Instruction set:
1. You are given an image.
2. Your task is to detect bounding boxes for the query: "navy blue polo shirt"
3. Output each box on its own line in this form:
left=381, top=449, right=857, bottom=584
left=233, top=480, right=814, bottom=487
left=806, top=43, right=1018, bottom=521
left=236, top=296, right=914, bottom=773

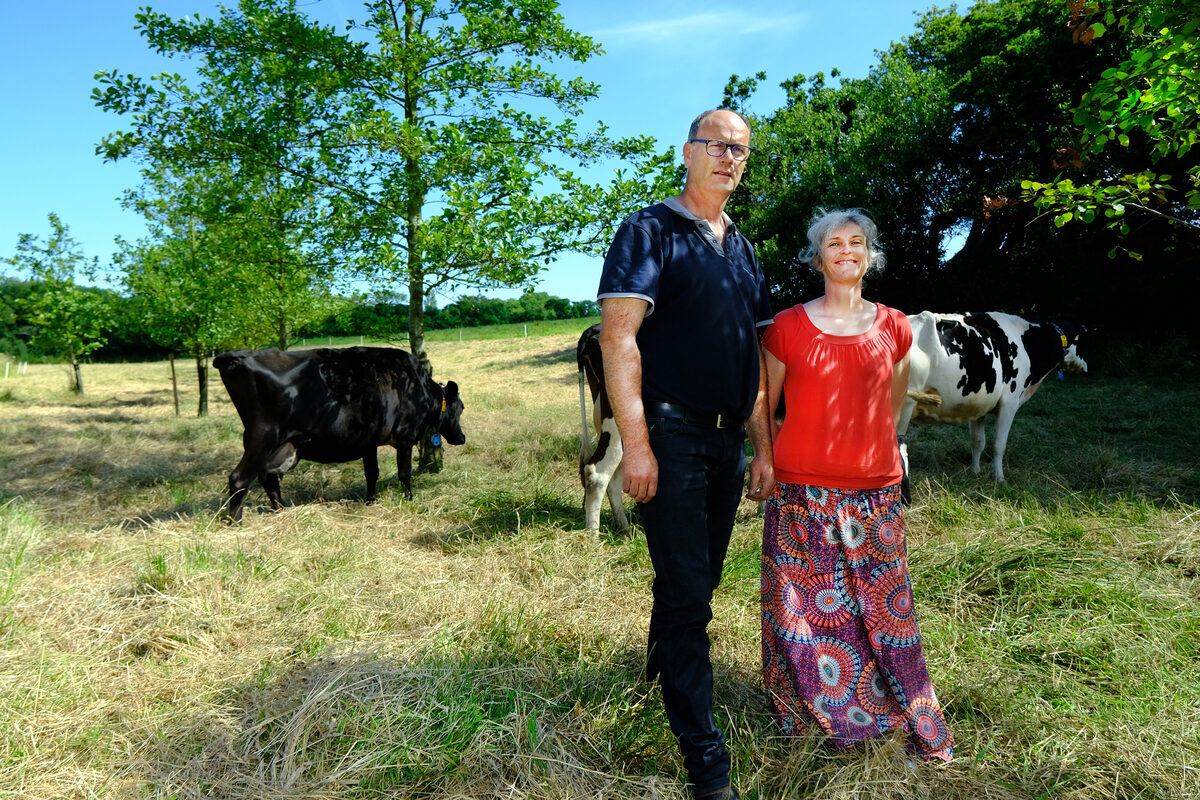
left=597, top=199, right=773, bottom=420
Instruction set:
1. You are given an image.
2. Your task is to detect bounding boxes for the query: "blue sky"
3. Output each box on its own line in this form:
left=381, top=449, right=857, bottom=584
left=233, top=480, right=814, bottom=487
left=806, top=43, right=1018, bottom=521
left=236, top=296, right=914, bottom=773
left=1, top=0, right=939, bottom=303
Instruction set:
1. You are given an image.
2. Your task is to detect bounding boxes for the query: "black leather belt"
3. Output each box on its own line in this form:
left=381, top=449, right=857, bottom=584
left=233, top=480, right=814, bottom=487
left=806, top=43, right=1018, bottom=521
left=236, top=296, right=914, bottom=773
left=643, top=400, right=737, bottom=430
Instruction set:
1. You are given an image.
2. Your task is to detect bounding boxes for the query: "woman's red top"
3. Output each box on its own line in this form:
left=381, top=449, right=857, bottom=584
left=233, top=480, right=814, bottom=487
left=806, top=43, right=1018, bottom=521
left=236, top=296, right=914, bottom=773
left=763, top=303, right=912, bottom=489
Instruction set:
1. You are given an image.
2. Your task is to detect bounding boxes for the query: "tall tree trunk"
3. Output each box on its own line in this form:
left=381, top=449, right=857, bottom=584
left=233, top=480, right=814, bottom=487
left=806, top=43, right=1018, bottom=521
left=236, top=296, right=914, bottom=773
left=410, top=216, right=441, bottom=474
left=196, top=353, right=209, bottom=417
left=402, top=0, right=441, bottom=476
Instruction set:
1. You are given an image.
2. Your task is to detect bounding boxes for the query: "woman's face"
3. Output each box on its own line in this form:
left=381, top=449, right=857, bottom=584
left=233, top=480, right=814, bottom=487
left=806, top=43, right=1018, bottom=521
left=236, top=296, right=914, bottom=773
left=818, top=222, right=869, bottom=284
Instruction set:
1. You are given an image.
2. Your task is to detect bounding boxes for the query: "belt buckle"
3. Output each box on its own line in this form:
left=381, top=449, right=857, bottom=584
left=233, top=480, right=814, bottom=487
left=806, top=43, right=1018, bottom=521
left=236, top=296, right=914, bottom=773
left=716, top=412, right=728, bottom=429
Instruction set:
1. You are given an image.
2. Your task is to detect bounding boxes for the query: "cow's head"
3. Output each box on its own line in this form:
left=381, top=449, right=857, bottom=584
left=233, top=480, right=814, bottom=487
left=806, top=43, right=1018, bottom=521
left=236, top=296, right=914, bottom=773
left=438, top=381, right=466, bottom=445
left=1054, top=321, right=1089, bottom=375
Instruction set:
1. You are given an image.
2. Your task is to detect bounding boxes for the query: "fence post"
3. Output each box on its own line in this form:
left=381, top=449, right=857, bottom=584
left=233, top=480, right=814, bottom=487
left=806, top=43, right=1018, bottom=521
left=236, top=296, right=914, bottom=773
left=169, top=353, right=181, bottom=417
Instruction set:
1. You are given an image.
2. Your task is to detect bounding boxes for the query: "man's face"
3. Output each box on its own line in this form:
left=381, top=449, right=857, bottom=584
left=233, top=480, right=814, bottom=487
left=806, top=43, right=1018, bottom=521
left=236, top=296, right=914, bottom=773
left=683, top=111, right=752, bottom=196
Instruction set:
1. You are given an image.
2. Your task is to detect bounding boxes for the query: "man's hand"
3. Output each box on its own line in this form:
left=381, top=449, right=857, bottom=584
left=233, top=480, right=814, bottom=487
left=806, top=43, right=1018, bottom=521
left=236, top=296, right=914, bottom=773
left=622, top=441, right=659, bottom=503
left=745, top=453, right=775, bottom=501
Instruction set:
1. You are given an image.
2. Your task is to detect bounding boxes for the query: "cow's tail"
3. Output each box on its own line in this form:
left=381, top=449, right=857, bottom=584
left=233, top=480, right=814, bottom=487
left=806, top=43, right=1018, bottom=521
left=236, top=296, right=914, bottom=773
left=907, top=388, right=943, bottom=408
left=578, top=367, right=590, bottom=457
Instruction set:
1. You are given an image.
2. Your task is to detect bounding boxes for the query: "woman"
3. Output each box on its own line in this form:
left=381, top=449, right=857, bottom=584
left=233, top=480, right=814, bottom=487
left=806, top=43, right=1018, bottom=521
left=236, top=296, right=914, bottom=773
left=760, top=208, right=953, bottom=761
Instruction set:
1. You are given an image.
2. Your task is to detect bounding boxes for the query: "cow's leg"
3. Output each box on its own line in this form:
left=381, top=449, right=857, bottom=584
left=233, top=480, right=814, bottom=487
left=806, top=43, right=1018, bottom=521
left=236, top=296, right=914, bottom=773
left=363, top=449, right=381, bottom=502
left=258, top=443, right=298, bottom=510
left=583, top=419, right=626, bottom=533
left=581, top=457, right=607, bottom=532
left=580, top=437, right=601, bottom=531
left=396, top=442, right=415, bottom=500
left=226, top=454, right=257, bottom=522
left=990, top=403, right=1021, bottom=483
left=606, top=461, right=630, bottom=534
left=968, top=419, right=987, bottom=475
left=258, top=472, right=284, bottom=510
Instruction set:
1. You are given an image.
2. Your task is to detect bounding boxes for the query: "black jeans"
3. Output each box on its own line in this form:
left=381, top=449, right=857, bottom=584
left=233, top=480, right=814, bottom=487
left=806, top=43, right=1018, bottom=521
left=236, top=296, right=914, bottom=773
left=639, top=412, right=747, bottom=795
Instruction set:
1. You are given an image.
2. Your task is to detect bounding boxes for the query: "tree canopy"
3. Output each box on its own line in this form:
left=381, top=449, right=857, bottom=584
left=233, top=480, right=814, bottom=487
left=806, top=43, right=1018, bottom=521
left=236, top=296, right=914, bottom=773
left=731, top=0, right=1198, bottom=335
left=1025, top=0, right=1200, bottom=246
left=94, top=0, right=674, bottom=370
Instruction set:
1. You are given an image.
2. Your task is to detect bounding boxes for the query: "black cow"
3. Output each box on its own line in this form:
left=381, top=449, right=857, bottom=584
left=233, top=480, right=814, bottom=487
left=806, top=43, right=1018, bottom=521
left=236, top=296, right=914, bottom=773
left=214, top=346, right=465, bottom=521
left=577, top=324, right=630, bottom=533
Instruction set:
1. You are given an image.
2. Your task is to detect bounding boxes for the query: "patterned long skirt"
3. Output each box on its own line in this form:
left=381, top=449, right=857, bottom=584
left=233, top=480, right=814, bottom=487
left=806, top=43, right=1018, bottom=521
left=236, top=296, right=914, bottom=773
left=761, top=482, right=954, bottom=761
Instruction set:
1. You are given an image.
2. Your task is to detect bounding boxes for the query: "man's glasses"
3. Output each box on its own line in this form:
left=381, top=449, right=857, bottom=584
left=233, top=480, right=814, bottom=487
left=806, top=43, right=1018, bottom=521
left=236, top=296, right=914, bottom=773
left=689, top=138, right=754, bottom=162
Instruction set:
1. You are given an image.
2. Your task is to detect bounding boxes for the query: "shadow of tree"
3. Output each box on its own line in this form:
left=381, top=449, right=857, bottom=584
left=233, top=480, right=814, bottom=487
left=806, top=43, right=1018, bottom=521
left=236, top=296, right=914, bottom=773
left=128, top=642, right=706, bottom=798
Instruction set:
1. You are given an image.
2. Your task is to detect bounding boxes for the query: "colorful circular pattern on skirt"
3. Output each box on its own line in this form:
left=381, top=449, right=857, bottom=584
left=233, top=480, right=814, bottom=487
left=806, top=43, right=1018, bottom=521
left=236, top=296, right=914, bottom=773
left=766, top=561, right=816, bottom=645
left=811, top=636, right=861, bottom=705
left=845, top=705, right=876, bottom=728
left=812, top=693, right=832, bottom=720
left=854, top=661, right=894, bottom=715
left=865, top=509, right=904, bottom=562
left=801, top=571, right=854, bottom=629
left=907, top=696, right=953, bottom=752
left=862, top=560, right=920, bottom=647
left=839, top=514, right=868, bottom=552
left=775, top=503, right=811, bottom=557
left=805, top=485, right=834, bottom=513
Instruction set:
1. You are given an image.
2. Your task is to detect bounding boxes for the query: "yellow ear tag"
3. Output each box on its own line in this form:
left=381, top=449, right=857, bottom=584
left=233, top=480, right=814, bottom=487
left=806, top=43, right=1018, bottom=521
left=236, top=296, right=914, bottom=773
left=441, top=398, right=447, bottom=413
left=1060, top=334, right=1069, bottom=348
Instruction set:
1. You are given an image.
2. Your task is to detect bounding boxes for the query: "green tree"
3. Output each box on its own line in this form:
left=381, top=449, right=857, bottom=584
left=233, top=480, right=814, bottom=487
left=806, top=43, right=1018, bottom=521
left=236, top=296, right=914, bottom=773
left=728, top=54, right=954, bottom=309
left=734, top=0, right=1178, bottom=324
left=1025, top=0, right=1200, bottom=242
left=119, top=159, right=337, bottom=414
left=94, top=0, right=674, bottom=375
left=4, top=214, right=111, bottom=394
left=120, top=230, right=243, bottom=416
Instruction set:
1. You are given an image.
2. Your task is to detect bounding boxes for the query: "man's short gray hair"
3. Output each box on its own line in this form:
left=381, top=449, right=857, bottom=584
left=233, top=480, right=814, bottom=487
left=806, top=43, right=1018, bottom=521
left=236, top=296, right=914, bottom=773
left=801, top=208, right=886, bottom=274
left=687, top=109, right=751, bottom=141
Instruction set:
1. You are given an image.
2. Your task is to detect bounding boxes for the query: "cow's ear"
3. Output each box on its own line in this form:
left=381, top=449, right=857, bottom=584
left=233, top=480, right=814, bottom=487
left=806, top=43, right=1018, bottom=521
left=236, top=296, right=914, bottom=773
left=444, top=381, right=459, bottom=401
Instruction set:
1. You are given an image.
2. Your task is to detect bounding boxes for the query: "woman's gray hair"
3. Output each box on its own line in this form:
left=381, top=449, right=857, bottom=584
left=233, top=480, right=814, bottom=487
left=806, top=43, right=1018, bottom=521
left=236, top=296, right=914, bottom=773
left=801, top=207, right=886, bottom=274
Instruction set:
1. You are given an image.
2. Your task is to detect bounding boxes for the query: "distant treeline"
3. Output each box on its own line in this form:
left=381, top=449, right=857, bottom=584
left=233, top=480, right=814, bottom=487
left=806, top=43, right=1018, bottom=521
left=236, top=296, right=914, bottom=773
left=0, top=278, right=598, bottom=361
left=298, top=292, right=600, bottom=340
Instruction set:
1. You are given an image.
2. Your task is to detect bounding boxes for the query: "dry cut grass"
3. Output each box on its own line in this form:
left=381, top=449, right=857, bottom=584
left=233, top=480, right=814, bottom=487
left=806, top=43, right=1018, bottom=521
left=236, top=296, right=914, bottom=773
left=0, top=334, right=1197, bottom=799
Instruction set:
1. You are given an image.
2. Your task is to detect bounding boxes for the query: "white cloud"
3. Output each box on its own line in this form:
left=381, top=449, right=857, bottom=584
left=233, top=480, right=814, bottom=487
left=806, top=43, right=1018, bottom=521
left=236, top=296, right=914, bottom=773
left=591, top=12, right=809, bottom=47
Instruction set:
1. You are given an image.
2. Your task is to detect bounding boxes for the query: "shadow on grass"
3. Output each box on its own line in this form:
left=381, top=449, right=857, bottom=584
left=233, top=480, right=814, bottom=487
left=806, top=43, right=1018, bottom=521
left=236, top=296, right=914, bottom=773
left=430, top=490, right=591, bottom=544
left=123, top=631, right=1147, bottom=799
left=478, top=343, right=577, bottom=376
left=902, top=373, right=1200, bottom=507
left=130, top=639, right=703, bottom=797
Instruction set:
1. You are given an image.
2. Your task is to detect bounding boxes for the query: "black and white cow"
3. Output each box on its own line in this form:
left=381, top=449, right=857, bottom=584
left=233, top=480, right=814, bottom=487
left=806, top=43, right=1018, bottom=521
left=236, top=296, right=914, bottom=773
left=577, top=324, right=631, bottom=534
left=214, top=346, right=465, bottom=521
left=897, top=311, right=1087, bottom=495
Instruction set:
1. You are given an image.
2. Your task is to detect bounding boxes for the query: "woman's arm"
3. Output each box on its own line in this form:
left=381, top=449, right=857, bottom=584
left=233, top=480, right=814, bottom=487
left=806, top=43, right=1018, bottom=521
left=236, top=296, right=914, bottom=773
left=891, top=351, right=911, bottom=427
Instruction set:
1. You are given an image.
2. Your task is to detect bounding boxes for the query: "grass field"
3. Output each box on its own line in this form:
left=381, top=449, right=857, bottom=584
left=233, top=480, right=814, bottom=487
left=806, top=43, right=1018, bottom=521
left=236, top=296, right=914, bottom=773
left=0, top=328, right=1197, bottom=799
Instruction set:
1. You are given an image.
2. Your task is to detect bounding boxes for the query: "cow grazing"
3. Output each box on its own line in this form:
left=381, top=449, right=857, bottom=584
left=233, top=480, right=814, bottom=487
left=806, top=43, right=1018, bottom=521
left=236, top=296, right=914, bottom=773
left=577, top=324, right=630, bottom=534
left=897, top=311, right=1087, bottom=495
left=214, top=346, right=465, bottom=521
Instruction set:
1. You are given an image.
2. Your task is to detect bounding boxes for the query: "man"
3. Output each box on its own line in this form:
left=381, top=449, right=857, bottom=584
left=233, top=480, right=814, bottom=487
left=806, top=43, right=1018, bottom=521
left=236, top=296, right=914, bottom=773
left=597, top=109, right=775, bottom=800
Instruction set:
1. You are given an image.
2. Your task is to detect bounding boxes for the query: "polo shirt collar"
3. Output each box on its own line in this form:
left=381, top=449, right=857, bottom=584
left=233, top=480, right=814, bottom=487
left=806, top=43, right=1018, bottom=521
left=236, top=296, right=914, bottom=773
left=663, top=196, right=736, bottom=255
